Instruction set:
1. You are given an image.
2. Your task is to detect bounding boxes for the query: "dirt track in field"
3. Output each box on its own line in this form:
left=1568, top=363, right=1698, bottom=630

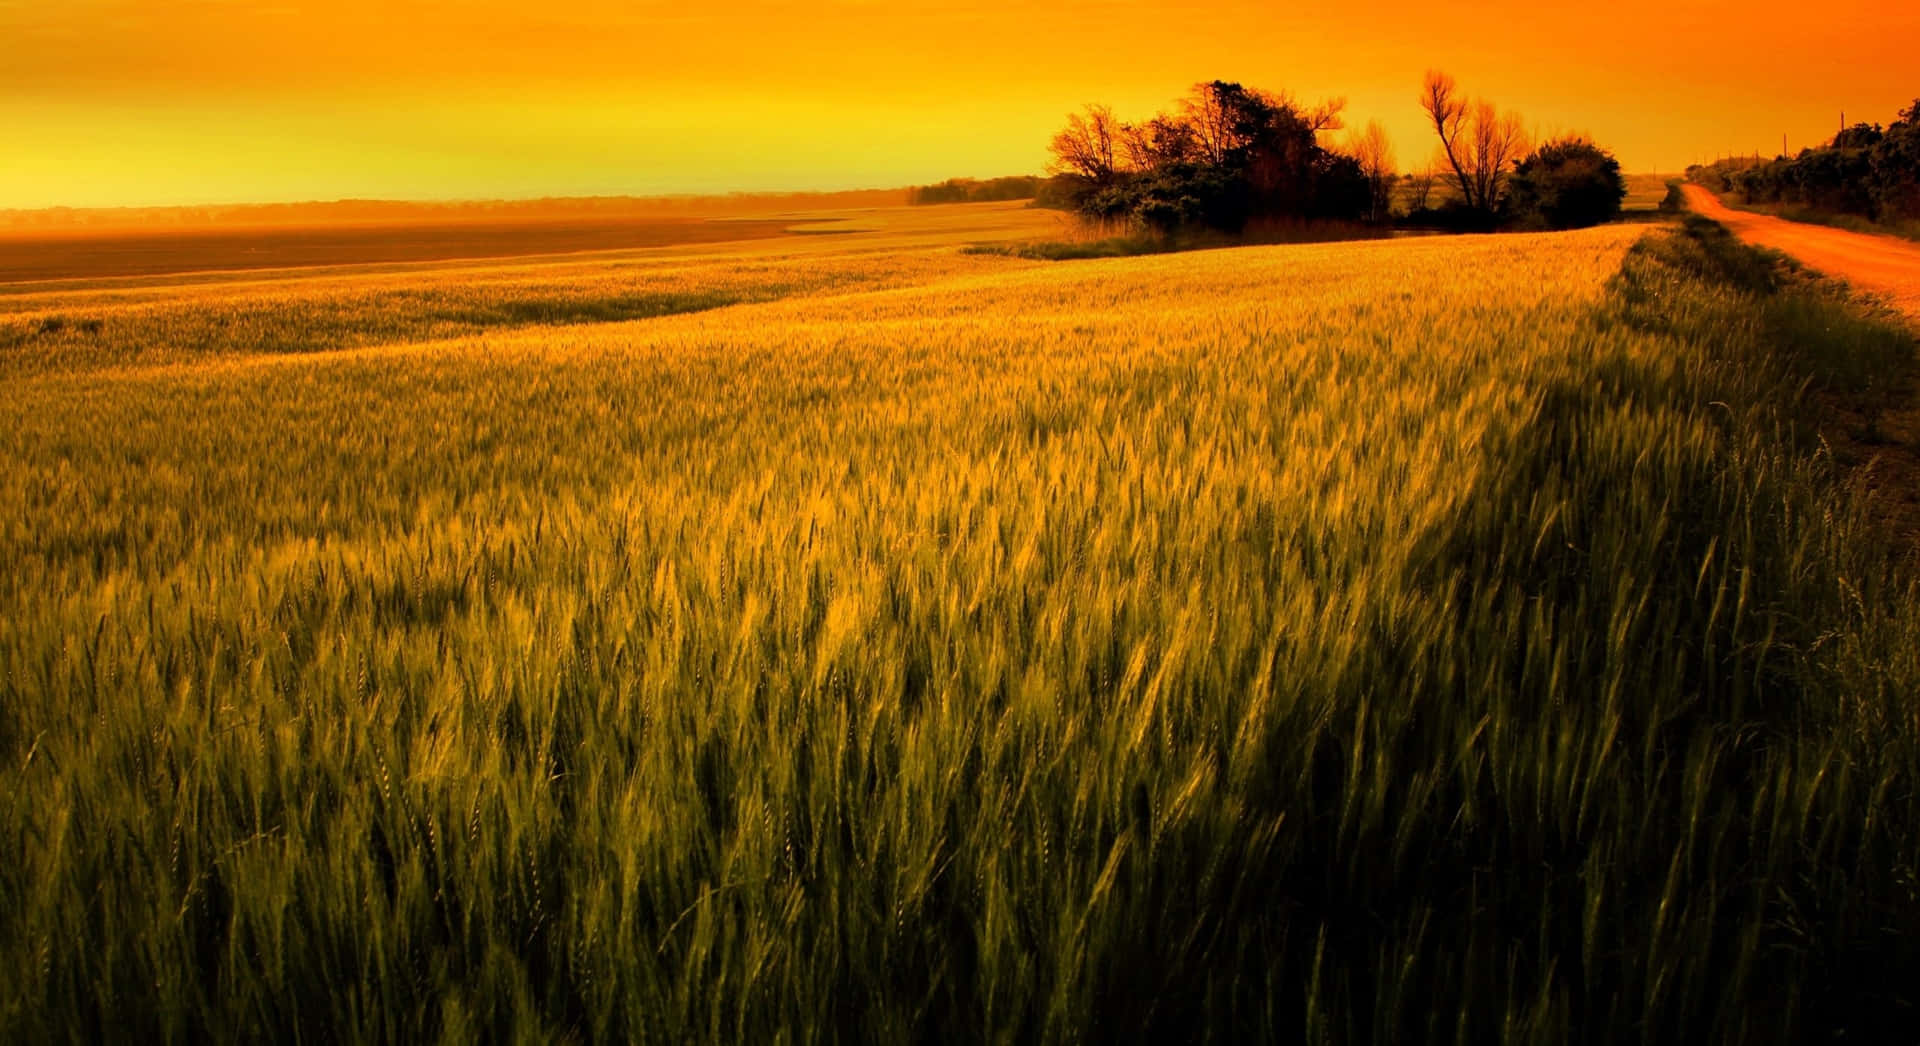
left=1681, top=184, right=1920, bottom=324
left=1682, top=187, right=1920, bottom=543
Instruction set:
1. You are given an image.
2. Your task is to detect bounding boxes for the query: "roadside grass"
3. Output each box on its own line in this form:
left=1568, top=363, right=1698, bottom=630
left=2, top=220, right=1919, bottom=1043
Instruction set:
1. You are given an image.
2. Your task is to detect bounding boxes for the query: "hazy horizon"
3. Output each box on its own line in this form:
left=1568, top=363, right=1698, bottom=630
left=0, top=184, right=928, bottom=223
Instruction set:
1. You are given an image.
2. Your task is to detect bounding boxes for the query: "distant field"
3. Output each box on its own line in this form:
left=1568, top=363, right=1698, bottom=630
left=1622, top=172, right=1673, bottom=210
left=3, top=205, right=1918, bottom=1042
left=0, top=180, right=1679, bottom=287
left=0, top=200, right=1069, bottom=286
left=0, top=216, right=807, bottom=284
left=0, top=202, right=1067, bottom=377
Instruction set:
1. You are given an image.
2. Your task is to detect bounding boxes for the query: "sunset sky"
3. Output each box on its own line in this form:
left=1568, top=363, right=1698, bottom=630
left=4, top=0, right=1918, bottom=209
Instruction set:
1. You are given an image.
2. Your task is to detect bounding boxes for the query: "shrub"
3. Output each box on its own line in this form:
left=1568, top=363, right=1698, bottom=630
left=1504, top=136, right=1627, bottom=229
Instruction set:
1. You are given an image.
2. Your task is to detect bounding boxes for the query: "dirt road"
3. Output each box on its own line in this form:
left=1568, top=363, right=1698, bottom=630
left=1681, top=184, right=1920, bottom=323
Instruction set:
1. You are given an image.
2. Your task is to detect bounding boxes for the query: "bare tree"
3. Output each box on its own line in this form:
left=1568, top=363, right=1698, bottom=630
left=1420, top=70, right=1527, bottom=214
left=1048, top=104, right=1121, bottom=184
left=1179, top=85, right=1241, bottom=166
left=1466, top=100, right=1529, bottom=213
left=1349, top=119, right=1397, bottom=222
left=1422, top=70, right=1473, bottom=206
left=1118, top=121, right=1154, bottom=173
left=1405, top=160, right=1439, bottom=212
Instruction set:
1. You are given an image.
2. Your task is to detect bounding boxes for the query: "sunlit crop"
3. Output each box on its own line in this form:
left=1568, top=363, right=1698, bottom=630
left=3, top=218, right=1917, bottom=1042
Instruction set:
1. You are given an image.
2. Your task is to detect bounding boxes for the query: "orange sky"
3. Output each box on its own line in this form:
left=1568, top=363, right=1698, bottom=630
left=4, top=0, right=1917, bottom=209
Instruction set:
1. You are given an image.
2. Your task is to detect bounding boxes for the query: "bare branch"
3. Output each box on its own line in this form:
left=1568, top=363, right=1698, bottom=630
left=1348, top=119, right=1397, bottom=222
left=1421, top=70, right=1526, bottom=214
left=1306, top=97, right=1347, bottom=135
left=1421, top=70, right=1475, bottom=209
left=1048, top=104, right=1120, bottom=184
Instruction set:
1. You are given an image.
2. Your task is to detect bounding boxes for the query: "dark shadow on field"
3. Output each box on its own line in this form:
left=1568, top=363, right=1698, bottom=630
left=1053, top=218, right=1920, bottom=1044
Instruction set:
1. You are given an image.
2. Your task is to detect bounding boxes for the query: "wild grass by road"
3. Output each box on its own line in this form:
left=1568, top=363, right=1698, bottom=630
left=1682, top=184, right=1920, bottom=322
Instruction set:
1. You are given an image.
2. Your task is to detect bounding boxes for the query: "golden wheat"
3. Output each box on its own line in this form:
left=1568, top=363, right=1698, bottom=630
left=2, top=215, right=1916, bottom=1042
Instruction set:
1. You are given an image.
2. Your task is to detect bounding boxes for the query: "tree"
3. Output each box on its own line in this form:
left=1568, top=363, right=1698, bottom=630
left=1421, top=71, right=1472, bottom=205
left=1044, top=80, right=1370, bottom=235
left=1789, top=145, right=1876, bottom=214
left=1120, top=115, right=1199, bottom=171
left=1504, top=136, right=1627, bottom=229
left=1347, top=120, right=1398, bottom=223
left=1871, top=99, right=1920, bottom=220
left=1179, top=82, right=1246, bottom=167
left=1420, top=70, right=1527, bottom=215
left=1467, top=101, right=1529, bottom=212
left=1833, top=122, right=1884, bottom=150
left=1048, top=104, right=1122, bottom=185
left=1403, top=161, right=1439, bottom=212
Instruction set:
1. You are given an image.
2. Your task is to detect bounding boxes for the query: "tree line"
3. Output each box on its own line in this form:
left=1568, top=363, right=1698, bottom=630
left=1686, top=100, right=1920, bottom=229
left=907, top=176, right=1051, bottom=206
left=1042, top=72, right=1626, bottom=239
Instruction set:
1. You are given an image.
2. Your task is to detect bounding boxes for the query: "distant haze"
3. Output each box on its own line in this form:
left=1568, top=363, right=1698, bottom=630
left=4, top=0, right=1916, bottom=209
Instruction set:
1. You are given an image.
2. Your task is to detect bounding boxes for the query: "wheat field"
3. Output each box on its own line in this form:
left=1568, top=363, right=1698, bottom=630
left=3, top=211, right=1919, bottom=1042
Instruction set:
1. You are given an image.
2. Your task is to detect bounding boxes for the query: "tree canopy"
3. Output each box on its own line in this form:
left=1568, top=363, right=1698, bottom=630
left=1505, top=137, right=1627, bottom=230
left=1047, top=81, right=1371, bottom=235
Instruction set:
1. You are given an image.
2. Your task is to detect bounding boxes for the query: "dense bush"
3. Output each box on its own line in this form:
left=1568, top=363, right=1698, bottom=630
left=1504, top=137, right=1627, bottom=229
left=1687, top=98, right=1920, bottom=223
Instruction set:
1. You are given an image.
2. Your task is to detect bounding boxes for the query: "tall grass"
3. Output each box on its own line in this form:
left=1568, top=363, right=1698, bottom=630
left=2, top=220, right=1917, bottom=1042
